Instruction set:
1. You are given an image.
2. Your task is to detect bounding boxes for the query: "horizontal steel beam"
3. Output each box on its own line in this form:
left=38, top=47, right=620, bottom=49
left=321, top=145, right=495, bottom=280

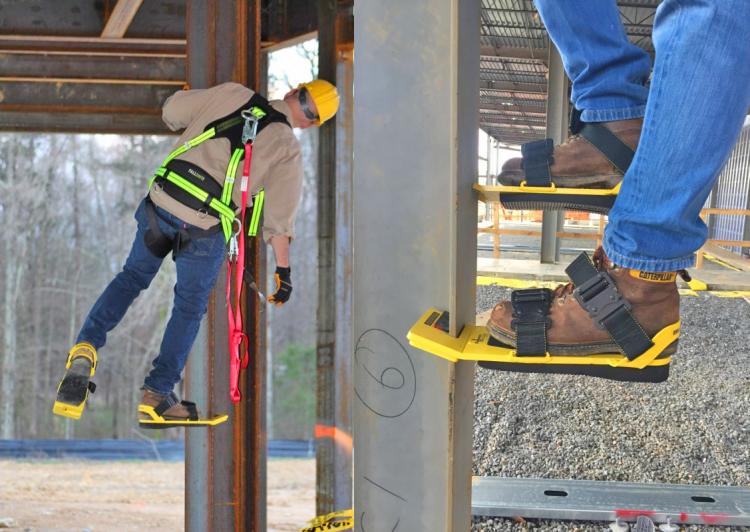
left=480, top=80, right=546, bottom=94
left=0, top=110, right=168, bottom=134
left=473, top=477, right=750, bottom=527
left=480, top=45, right=549, bottom=60
left=0, top=82, right=176, bottom=108
left=0, top=53, right=184, bottom=82
left=0, top=35, right=185, bottom=56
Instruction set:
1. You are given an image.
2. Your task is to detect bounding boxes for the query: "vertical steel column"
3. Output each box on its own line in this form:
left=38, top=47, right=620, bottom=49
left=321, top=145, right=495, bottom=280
left=185, top=1, right=265, bottom=531
left=317, top=0, right=354, bottom=513
left=540, top=45, right=569, bottom=263
left=334, top=48, right=354, bottom=510
left=353, top=1, right=478, bottom=530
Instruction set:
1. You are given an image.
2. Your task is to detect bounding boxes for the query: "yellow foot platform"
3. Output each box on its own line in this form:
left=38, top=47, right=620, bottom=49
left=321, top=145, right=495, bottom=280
left=138, top=404, right=228, bottom=429
left=407, top=308, right=678, bottom=383
left=475, top=183, right=620, bottom=214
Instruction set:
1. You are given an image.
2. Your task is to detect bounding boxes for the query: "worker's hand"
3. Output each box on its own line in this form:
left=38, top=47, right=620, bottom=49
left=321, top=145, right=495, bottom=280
left=268, top=266, right=292, bottom=306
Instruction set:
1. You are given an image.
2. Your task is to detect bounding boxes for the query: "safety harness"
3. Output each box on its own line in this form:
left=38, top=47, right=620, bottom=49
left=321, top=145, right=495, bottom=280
left=145, top=92, right=290, bottom=403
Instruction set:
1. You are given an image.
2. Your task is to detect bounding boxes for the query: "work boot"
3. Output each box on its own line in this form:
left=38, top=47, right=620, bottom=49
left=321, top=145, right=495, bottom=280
left=487, top=247, right=682, bottom=357
left=497, top=118, right=643, bottom=189
left=139, top=388, right=196, bottom=421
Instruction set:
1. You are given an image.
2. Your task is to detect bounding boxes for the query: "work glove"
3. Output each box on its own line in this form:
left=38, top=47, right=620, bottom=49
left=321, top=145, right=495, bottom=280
left=268, top=266, right=292, bottom=306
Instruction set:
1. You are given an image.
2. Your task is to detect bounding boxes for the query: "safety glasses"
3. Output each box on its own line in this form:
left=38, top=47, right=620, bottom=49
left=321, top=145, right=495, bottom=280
left=298, top=88, right=319, bottom=122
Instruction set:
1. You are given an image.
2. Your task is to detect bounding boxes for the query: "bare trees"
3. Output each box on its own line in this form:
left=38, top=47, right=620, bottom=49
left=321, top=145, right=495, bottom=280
left=0, top=133, right=175, bottom=439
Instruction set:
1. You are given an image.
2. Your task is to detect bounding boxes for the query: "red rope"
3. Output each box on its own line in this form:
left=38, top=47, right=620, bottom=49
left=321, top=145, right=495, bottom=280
left=227, top=141, right=253, bottom=403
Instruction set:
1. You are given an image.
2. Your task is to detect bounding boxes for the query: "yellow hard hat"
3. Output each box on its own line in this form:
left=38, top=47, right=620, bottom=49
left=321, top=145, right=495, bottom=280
left=298, top=79, right=340, bottom=125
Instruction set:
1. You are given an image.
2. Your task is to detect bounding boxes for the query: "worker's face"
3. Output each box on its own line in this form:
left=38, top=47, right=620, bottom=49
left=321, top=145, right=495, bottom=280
left=285, top=88, right=319, bottom=129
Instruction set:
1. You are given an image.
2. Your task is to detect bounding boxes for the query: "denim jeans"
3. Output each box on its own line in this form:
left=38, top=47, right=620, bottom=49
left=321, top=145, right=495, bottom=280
left=77, top=198, right=227, bottom=395
left=535, top=0, right=750, bottom=271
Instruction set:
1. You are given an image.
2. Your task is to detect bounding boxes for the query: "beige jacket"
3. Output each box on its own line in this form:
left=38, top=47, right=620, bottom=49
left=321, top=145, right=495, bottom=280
left=150, top=82, right=303, bottom=242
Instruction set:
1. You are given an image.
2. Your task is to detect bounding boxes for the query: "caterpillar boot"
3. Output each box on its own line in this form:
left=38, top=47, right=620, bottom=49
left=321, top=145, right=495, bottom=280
left=53, top=342, right=97, bottom=420
left=138, top=389, right=228, bottom=428
left=484, top=247, right=684, bottom=382
left=495, top=112, right=642, bottom=213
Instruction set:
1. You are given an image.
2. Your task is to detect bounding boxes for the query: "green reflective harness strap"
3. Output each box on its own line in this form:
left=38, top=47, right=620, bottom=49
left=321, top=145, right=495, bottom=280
left=219, top=148, right=245, bottom=241
left=248, top=188, right=264, bottom=237
left=161, top=170, right=235, bottom=222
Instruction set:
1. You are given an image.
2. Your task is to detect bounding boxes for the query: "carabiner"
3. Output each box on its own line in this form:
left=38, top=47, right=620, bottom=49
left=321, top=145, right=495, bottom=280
left=241, top=109, right=260, bottom=144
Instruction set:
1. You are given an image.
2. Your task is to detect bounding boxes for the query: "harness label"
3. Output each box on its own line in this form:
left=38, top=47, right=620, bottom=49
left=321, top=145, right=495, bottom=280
left=630, top=270, right=677, bottom=283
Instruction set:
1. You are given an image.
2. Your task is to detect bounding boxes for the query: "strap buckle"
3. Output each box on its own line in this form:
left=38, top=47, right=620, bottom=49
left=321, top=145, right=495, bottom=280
left=228, top=218, right=241, bottom=261
left=573, top=271, right=631, bottom=330
left=241, top=109, right=260, bottom=144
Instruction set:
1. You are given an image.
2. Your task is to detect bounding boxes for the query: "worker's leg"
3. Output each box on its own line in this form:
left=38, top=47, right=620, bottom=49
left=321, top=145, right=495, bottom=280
left=76, top=199, right=165, bottom=349
left=487, top=1, right=750, bottom=376
left=55, top=199, right=165, bottom=419
left=498, top=1, right=650, bottom=205
left=604, top=0, right=750, bottom=270
left=533, top=0, right=650, bottom=121
left=142, top=227, right=226, bottom=395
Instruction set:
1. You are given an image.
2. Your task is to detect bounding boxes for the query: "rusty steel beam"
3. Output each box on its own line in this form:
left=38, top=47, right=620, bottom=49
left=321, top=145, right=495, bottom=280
left=316, top=0, right=354, bottom=517
left=0, top=53, right=184, bottom=82
left=0, top=82, right=175, bottom=109
left=0, top=110, right=166, bottom=134
left=101, top=0, right=145, bottom=38
left=184, top=1, right=264, bottom=531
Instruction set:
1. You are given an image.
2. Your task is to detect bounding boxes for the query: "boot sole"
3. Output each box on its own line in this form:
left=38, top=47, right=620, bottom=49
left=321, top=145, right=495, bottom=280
left=137, top=404, right=228, bottom=429
left=499, top=192, right=615, bottom=214
left=53, top=374, right=95, bottom=420
left=478, top=336, right=671, bottom=383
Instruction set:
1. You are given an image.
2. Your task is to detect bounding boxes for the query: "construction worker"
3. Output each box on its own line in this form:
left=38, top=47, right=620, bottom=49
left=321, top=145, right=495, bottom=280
left=53, top=80, right=340, bottom=426
left=485, top=1, right=750, bottom=381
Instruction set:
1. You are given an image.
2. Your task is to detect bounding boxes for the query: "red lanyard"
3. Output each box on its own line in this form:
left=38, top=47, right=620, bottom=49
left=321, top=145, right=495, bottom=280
left=227, top=140, right=253, bottom=403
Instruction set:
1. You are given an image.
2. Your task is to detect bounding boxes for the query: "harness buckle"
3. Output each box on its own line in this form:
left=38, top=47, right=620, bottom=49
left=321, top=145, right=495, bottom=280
left=228, top=218, right=242, bottom=261
left=196, top=207, right=208, bottom=219
left=241, top=109, right=260, bottom=144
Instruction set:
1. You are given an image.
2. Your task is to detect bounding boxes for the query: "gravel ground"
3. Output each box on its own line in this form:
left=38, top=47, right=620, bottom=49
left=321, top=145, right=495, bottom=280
left=472, top=285, right=749, bottom=532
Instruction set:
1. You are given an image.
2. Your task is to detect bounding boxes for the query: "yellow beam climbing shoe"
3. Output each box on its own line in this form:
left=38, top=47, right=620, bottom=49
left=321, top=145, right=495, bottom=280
left=408, top=248, right=684, bottom=383
left=138, top=389, right=228, bottom=429
left=493, top=112, right=641, bottom=214
left=53, top=342, right=97, bottom=420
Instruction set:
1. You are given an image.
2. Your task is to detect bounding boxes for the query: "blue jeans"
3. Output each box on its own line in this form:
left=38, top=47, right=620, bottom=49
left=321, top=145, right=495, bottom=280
left=77, top=199, right=226, bottom=395
left=535, top=0, right=750, bottom=271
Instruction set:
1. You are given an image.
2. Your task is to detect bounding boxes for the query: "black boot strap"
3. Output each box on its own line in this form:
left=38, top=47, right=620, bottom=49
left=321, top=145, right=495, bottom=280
left=520, top=138, right=554, bottom=187
left=569, top=107, right=635, bottom=174
left=566, top=253, right=653, bottom=359
left=510, top=288, right=553, bottom=356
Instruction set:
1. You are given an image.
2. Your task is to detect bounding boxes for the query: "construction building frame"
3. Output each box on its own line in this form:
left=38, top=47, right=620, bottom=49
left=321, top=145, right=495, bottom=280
left=1, top=0, right=748, bottom=530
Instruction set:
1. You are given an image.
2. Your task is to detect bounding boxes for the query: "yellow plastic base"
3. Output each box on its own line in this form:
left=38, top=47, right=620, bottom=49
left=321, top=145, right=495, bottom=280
left=474, top=182, right=621, bottom=202
left=407, top=308, right=678, bottom=370
left=138, top=405, right=229, bottom=428
left=53, top=398, right=86, bottom=420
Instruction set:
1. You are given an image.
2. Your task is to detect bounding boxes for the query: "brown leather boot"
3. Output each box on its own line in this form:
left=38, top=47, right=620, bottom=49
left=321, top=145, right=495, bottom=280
left=498, top=117, right=642, bottom=189
left=487, top=247, right=681, bottom=358
left=139, top=389, right=197, bottom=421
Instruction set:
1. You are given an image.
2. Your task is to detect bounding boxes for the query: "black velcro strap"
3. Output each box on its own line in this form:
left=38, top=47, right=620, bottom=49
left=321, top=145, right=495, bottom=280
left=521, top=139, right=554, bottom=186
left=154, top=392, right=180, bottom=417
left=179, top=400, right=199, bottom=420
left=569, top=106, right=635, bottom=173
left=511, top=288, right=552, bottom=356
left=565, top=252, right=599, bottom=287
left=566, top=252, right=653, bottom=359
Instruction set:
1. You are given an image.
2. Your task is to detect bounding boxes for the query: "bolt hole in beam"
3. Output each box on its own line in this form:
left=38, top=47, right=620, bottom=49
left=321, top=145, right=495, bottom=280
left=544, top=490, right=569, bottom=497
left=691, top=496, right=716, bottom=503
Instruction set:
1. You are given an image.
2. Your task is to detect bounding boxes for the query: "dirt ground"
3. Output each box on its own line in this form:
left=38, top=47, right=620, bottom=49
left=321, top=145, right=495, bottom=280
left=0, top=459, right=315, bottom=532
